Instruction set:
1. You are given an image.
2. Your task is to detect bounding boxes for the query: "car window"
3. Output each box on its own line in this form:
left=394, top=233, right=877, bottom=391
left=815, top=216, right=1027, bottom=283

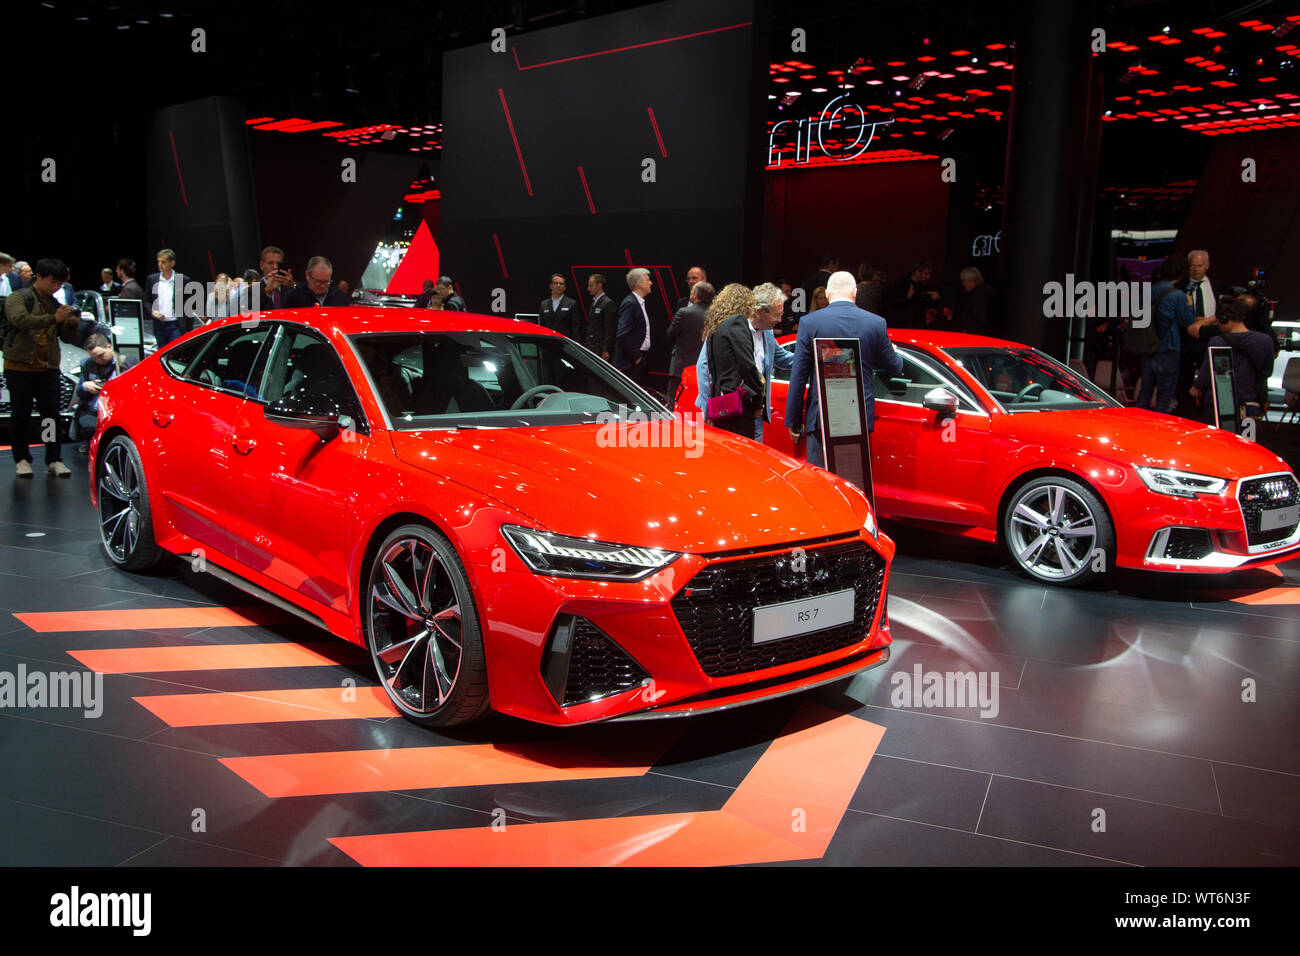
left=944, top=346, right=1117, bottom=411
left=184, top=326, right=273, bottom=399
left=352, top=330, right=662, bottom=428
left=875, top=349, right=980, bottom=411
left=160, top=334, right=206, bottom=377
left=261, top=327, right=363, bottom=418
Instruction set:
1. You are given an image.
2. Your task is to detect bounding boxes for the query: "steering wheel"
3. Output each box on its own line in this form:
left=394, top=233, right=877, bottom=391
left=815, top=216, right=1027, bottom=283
left=510, top=384, right=563, bottom=409
left=1014, top=382, right=1045, bottom=403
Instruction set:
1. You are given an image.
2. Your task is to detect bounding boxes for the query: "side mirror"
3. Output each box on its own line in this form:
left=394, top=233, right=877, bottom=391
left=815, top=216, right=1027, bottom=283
left=264, top=393, right=351, bottom=439
left=921, top=387, right=959, bottom=420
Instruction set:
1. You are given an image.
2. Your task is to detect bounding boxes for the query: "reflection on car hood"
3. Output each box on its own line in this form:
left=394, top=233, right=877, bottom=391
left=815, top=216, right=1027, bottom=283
left=390, top=422, right=868, bottom=553
left=1004, top=406, right=1292, bottom=480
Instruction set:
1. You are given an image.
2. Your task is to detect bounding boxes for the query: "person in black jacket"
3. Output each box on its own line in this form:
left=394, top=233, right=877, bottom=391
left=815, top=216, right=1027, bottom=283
left=702, top=283, right=767, bottom=438
left=1190, top=295, right=1275, bottom=420
left=665, top=281, right=713, bottom=407
left=435, top=276, right=465, bottom=312
left=539, top=273, right=577, bottom=338
left=615, top=268, right=654, bottom=385
left=74, top=334, right=136, bottom=450
left=674, top=265, right=707, bottom=312
left=584, top=273, right=618, bottom=361
left=282, top=256, right=349, bottom=308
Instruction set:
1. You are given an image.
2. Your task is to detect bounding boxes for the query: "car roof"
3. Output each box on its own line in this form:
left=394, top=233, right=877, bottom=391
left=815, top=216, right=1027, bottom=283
left=203, top=307, right=566, bottom=339
left=776, top=328, right=1032, bottom=349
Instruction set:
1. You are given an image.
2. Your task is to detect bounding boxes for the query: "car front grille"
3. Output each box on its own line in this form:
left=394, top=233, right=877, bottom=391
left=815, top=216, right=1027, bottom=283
left=1163, top=528, right=1213, bottom=561
left=671, top=540, right=886, bottom=678
left=541, top=615, right=651, bottom=707
left=0, top=372, right=77, bottom=417
left=1239, top=474, right=1300, bottom=547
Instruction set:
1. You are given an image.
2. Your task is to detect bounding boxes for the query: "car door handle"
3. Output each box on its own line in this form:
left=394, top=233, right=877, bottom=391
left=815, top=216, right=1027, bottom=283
left=232, top=435, right=257, bottom=455
left=152, top=411, right=173, bottom=427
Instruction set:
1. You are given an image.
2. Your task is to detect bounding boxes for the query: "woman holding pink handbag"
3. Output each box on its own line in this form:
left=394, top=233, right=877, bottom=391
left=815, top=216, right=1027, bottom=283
left=702, top=283, right=766, bottom=439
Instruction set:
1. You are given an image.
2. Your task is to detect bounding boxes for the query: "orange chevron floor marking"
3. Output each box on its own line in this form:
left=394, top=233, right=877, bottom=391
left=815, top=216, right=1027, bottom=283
left=67, top=642, right=359, bottom=674
left=328, top=703, right=884, bottom=866
left=134, top=685, right=398, bottom=727
left=15, top=605, right=292, bottom=632
left=220, top=731, right=681, bottom=797
left=1227, top=586, right=1300, bottom=605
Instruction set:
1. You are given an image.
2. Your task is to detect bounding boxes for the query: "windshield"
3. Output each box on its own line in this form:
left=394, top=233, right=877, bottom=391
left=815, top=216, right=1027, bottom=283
left=943, top=346, right=1118, bottom=412
left=350, top=330, right=665, bottom=428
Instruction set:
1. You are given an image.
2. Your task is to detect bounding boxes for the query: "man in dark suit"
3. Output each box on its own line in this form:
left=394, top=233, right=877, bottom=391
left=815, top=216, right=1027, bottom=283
left=539, top=273, right=577, bottom=338
left=143, top=249, right=198, bottom=347
left=799, top=256, right=837, bottom=315
left=786, top=271, right=903, bottom=469
left=584, top=273, right=618, bottom=361
left=98, top=268, right=121, bottom=299
left=615, top=268, right=654, bottom=386
left=282, top=256, right=349, bottom=308
left=673, top=265, right=706, bottom=312
left=665, top=280, right=713, bottom=407
left=436, top=276, right=466, bottom=312
left=115, top=259, right=145, bottom=303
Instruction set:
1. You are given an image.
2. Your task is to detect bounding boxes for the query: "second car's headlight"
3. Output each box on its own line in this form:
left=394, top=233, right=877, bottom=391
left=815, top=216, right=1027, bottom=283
left=863, top=508, right=878, bottom=539
left=1136, top=466, right=1227, bottom=498
left=501, top=525, right=679, bottom=581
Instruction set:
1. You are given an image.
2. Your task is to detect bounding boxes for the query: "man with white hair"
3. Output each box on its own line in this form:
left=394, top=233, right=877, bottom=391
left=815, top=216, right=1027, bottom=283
left=1179, top=248, right=1218, bottom=415
left=615, top=267, right=654, bottom=386
left=695, top=282, right=795, bottom=440
left=786, top=270, right=903, bottom=469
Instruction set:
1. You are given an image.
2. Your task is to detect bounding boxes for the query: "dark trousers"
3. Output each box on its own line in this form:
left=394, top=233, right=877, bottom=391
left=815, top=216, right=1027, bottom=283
left=153, top=319, right=184, bottom=348
left=806, top=430, right=825, bottom=469
left=1137, top=351, right=1179, bottom=414
left=628, top=353, right=649, bottom=387
left=665, top=374, right=682, bottom=410
left=6, top=368, right=64, bottom=464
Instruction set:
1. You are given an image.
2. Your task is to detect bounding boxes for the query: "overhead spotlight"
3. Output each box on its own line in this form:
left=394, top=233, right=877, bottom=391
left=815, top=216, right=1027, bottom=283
left=849, top=57, right=869, bottom=75
left=938, top=127, right=954, bottom=140
left=1273, top=22, right=1296, bottom=38
left=779, top=92, right=800, bottom=106
left=381, top=130, right=397, bottom=140
left=1162, top=25, right=1171, bottom=34
left=908, top=75, right=927, bottom=89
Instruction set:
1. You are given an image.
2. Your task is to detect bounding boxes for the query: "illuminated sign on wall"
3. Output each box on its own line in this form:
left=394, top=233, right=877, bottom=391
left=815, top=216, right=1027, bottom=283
left=768, top=94, right=895, bottom=166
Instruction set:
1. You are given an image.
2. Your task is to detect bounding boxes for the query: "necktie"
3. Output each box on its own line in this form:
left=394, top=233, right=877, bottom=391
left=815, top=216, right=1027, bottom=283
left=1194, top=281, right=1204, bottom=318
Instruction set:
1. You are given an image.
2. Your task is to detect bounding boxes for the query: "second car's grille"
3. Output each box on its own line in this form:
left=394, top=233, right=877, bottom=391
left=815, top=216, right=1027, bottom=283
left=671, top=541, right=886, bottom=678
left=1239, top=474, right=1300, bottom=546
left=550, top=617, right=650, bottom=707
left=0, top=372, right=77, bottom=416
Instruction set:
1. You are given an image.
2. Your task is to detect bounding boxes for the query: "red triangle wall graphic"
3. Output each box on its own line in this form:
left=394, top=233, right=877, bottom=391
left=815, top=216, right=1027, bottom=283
left=386, top=218, right=439, bottom=295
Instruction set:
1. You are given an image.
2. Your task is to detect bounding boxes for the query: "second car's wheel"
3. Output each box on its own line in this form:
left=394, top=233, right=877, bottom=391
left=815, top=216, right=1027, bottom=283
left=1002, top=475, right=1114, bottom=586
left=97, top=435, right=165, bottom=572
left=364, top=524, right=490, bottom=727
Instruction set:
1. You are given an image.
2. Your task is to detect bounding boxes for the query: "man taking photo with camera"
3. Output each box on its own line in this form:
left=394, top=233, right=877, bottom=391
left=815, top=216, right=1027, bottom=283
left=3, top=258, right=80, bottom=477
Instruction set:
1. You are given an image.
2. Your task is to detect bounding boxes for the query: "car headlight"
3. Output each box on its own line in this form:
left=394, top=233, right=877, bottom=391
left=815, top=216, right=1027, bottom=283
left=501, top=525, right=679, bottom=581
left=863, top=508, right=878, bottom=539
left=1136, top=466, right=1227, bottom=498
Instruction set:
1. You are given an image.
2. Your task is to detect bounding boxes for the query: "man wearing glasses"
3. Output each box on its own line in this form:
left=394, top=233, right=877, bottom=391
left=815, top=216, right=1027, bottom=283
left=283, top=256, right=349, bottom=308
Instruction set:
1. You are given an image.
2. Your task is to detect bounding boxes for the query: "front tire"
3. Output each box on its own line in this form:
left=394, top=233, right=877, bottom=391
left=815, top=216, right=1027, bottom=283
left=364, top=524, right=490, bottom=727
left=1002, top=475, right=1114, bottom=586
left=97, top=435, right=165, bottom=572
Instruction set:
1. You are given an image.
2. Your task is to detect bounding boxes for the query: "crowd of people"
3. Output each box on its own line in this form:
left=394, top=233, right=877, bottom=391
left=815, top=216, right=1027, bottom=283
left=1, top=240, right=1284, bottom=477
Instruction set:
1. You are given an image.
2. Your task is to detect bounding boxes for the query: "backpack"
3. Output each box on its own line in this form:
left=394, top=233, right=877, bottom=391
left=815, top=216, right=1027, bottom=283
left=1126, top=287, right=1183, bottom=357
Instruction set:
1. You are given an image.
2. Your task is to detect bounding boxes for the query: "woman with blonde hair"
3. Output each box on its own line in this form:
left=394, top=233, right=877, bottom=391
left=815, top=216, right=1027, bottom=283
left=700, top=283, right=767, bottom=439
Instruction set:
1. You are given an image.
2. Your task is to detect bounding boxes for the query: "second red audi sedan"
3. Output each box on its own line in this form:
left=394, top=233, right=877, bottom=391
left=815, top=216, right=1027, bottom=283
left=89, top=309, right=892, bottom=727
left=680, top=329, right=1299, bottom=585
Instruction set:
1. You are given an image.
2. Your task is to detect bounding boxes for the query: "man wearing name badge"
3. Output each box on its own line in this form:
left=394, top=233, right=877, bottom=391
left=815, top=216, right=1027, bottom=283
left=539, top=273, right=577, bottom=338
left=616, top=268, right=654, bottom=387
left=785, top=271, right=903, bottom=469
left=695, top=282, right=794, bottom=441
left=584, top=273, right=618, bottom=362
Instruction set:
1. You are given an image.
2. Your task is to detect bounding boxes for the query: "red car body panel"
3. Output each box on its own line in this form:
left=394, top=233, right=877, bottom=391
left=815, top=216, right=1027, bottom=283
left=676, top=330, right=1300, bottom=573
left=90, top=309, right=894, bottom=726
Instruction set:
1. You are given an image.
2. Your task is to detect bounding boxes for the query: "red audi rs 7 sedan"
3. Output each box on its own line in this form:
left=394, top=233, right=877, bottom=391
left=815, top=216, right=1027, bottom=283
left=88, top=309, right=893, bottom=727
left=679, top=330, right=1300, bottom=585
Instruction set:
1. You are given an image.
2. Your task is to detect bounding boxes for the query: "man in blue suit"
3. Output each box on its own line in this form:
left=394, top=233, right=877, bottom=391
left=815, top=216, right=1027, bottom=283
left=615, top=268, right=654, bottom=387
left=786, top=271, right=903, bottom=468
left=695, top=283, right=795, bottom=441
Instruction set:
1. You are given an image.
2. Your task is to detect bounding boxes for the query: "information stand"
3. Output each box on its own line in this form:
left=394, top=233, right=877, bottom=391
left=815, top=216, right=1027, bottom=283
left=812, top=337, right=875, bottom=504
left=107, top=297, right=146, bottom=364
left=1207, top=345, right=1239, bottom=434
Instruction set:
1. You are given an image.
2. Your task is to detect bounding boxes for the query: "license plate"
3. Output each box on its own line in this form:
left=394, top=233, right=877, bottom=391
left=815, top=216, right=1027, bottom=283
left=1260, top=505, right=1299, bottom=532
left=752, top=588, right=855, bottom=644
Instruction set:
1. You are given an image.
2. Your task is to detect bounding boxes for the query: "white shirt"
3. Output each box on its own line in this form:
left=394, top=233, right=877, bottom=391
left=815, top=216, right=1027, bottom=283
left=54, top=285, right=70, bottom=306
left=748, top=318, right=766, bottom=376
left=0, top=274, right=13, bottom=296
left=635, top=292, right=650, bottom=351
left=1190, top=277, right=1215, bottom=319
left=550, top=295, right=564, bottom=311
left=156, top=273, right=176, bottom=320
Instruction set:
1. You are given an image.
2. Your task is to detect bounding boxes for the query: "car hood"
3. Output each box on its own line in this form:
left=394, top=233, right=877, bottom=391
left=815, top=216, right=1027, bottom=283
left=1003, top=406, right=1292, bottom=480
left=389, top=422, right=868, bottom=554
